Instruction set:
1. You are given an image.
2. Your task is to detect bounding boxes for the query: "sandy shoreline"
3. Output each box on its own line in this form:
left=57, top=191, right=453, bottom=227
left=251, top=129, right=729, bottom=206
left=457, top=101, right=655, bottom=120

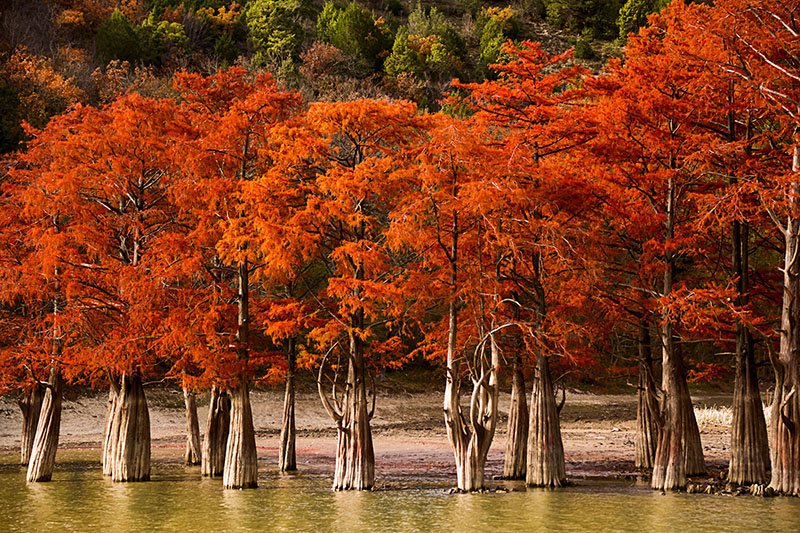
left=0, top=387, right=732, bottom=482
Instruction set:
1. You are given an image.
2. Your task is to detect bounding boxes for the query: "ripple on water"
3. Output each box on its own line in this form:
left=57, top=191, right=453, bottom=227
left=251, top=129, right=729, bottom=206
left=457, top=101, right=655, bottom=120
left=1, top=450, right=798, bottom=532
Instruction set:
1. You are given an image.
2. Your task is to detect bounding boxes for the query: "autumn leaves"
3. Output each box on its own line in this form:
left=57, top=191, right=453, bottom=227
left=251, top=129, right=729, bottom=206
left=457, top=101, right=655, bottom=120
left=2, top=0, right=800, bottom=494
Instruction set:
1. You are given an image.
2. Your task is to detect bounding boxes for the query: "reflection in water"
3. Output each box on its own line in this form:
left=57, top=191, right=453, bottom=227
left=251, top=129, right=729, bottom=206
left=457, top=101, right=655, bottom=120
left=2, top=451, right=800, bottom=533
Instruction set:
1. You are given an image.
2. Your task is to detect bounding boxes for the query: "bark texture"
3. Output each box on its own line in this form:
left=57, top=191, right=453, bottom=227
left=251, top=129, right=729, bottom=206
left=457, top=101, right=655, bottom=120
left=18, top=385, right=44, bottom=465
left=202, top=385, right=230, bottom=477
left=331, top=327, right=375, bottom=490
left=108, top=373, right=151, bottom=482
left=279, top=338, right=297, bottom=472
left=728, top=219, right=769, bottom=485
left=769, top=144, right=800, bottom=494
left=635, top=320, right=659, bottom=469
left=183, top=387, right=201, bottom=466
left=223, top=384, right=258, bottom=489
left=502, top=356, right=528, bottom=479
left=26, top=368, right=62, bottom=482
left=650, top=175, right=705, bottom=490
left=102, top=383, right=119, bottom=476
left=526, top=353, right=566, bottom=487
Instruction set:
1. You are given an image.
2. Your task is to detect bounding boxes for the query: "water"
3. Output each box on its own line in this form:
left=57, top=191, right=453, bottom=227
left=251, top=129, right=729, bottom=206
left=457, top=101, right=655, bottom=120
left=1, top=450, right=799, bottom=532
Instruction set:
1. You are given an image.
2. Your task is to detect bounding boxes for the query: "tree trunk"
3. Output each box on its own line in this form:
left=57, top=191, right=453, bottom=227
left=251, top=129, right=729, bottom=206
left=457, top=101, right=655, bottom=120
left=108, top=373, right=151, bottom=482
left=729, top=219, right=769, bottom=484
left=202, top=385, right=229, bottom=477
left=650, top=174, right=705, bottom=490
left=102, top=383, right=119, bottom=476
left=722, top=111, right=770, bottom=485
left=279, top=338, right=297, bottom=472
left=769, top=144, right=800, bottom=494
left=223, top=384, right=258, bottom=489
left=26, top=368, right=62, bottom=482
left=18, top=385, right=44, bottom=465
left=680, top=375, right=706, bottom=476
left=183, top=387, right=201, bottom=466
left=635, top=318, right=659, bottom=469
left=503, top=355, right=528, bottom=479
left=222, top=259, right=258, bottom=489
left=730, top=333, right=769, bottom=484
left=526, top=353, right=566, bottom=487
left=332, top=327, right=374, bottom=491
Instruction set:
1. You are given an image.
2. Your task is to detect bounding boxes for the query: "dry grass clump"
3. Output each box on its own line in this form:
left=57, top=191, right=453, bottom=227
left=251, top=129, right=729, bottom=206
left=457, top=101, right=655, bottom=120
left=693, top=404, right=772, bottom=428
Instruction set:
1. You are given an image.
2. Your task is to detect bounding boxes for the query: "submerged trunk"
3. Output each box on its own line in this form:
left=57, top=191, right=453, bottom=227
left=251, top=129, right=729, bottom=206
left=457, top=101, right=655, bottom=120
left=223, top=384, right=258, bottom=489
left=635, top=319, right=659, bottom=469
left=332, top=328, right=374, bottom=491
left=26, top=368, right=62, bottom=482
left=651, top=318, right=706, bottom=489
left=102, top=383, right=119, bottom=476
left=222, top=259, right=258, bottom=489
left=769, top=144, right=800, bottom=494
left=279, top=338, right=297, bottom=472
left=728, top=221, right=769, bottom=485
left=109, top=373, right=151, bottom=482
left=18, top=385, right=44, bottom=465
left=503, top=355, right=528, bottom=479
left=651, top=324, right=684, bottom=491
left=526, top=353, right=566, bottom=487
left=202, top=385, right=230, bottom=477
left=651, top=174, right=705, bottom=490
left=729, top=329, right=769, bottom=485
left=184, top=387, right=201, bottom=466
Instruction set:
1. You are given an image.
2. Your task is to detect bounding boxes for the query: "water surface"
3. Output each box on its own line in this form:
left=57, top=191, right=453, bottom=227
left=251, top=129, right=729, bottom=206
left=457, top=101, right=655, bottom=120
left=1, top=450, right=798, bottom=532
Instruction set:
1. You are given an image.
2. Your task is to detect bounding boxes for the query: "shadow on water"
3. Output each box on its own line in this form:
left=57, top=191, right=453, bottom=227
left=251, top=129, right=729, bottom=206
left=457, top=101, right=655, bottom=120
left=1, top=450, right=799, bottom=532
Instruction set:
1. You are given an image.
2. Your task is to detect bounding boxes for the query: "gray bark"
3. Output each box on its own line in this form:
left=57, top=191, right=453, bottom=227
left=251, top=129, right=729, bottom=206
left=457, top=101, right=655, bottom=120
left=18, top=385, right=44, bottom=465
left=184, top=387, right=201, bottom=466
left=202, top=385, right=229, bottom=477
left=768, top=144, right=800, bottom=494
left=108, top=373, right=151, bottom=482
left=279, top=338, right=297, bottom=472
left=26, top=368, right=62, bottom=482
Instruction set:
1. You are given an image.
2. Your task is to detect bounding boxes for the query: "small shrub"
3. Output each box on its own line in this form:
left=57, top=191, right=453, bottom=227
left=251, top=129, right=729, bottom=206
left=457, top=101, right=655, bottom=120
left=574, top=37, right=595, bottom=59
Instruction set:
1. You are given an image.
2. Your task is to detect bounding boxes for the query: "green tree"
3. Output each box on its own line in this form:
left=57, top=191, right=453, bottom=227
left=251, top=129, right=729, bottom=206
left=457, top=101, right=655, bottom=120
left=96, top=9, right=140, bottom=64
left=617, top=0, right=668, bottom=39
left=544, top=0, right=623, bottom=39
left=246, top=0, right=312, bottom=65
left=384, top=27, right=424, bottom=77
left=315, top=1, right=391, bottom=70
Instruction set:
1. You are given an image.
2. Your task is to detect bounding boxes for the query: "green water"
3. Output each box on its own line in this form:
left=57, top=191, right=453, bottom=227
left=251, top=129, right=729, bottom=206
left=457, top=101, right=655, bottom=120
left=1, top=450, right=799, bottom=532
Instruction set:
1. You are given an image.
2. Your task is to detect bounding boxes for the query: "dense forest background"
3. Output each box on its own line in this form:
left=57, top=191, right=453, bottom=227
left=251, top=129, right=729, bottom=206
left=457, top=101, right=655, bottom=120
left=1, top=0, right=680, bottom=156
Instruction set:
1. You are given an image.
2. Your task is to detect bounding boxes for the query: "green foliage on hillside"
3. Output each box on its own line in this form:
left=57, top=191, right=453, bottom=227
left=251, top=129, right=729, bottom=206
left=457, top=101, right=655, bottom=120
left=316, top=1, right=392, bottom=70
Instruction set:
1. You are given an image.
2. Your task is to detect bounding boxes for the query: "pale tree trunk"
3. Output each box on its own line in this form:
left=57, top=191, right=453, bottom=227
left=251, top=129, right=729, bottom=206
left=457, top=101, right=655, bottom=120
left=729, top=219, right=769, bottom=485
left=223, top=383, right=258, bottom=489
left=183, top=387, right=201, bottom=466
left=18, top=385, right=44, bottom=465
left=108, top=373, right=151, bottom=482
left=769, top=144, right=800, bottom=495
left=651, top=174, right=705, bottom=490
left=502, top=354, right=528, bottom=479
left=202, top=385, right=229, bottom=477
left=223, top=260, right=258, bottom=489
left=102, top=382, right=119, bottom=476
left=26, top=367, right=62, bottom=482
left=331, top=324, right=374, bottom=490
left=279, top=338, right=297, bottom=472
left=526, top=352, right=566, bottom=487
left=439, top=214, right=501, bottom=491
left=651, top=321, right=685, bottom=491
left=635, top=318, right=659, bottom=470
